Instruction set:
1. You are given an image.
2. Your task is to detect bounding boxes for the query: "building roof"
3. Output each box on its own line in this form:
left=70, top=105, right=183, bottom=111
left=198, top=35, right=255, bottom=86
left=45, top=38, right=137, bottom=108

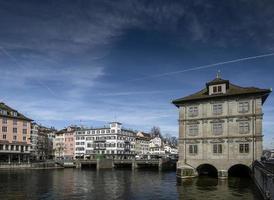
left=0, top=102, right=32, bottom=121
left=172, top=77, right=271, bottom=107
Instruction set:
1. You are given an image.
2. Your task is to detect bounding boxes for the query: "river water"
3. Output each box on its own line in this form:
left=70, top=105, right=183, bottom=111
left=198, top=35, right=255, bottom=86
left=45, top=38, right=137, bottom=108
left=0, top=169, right=262, bottom=200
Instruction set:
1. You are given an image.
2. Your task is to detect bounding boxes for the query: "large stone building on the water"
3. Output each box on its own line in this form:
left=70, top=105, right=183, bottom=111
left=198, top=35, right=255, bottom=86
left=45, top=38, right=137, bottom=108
left=0, top=102, right=32, bottom=163
left=172, top=74, right=271, bottom=178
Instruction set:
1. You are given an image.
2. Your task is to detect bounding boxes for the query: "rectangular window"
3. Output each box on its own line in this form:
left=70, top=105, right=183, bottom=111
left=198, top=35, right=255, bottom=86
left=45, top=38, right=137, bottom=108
left=239, top=144, right=249, bottom=153
left=188, top=106, right=198, bottom=117
left=239, top=101, right=249, bottom=113
left=13, top=135, right=17, bottom=141
left=213, top=104, right=223, bottom=115
left=3, top=135, right=6, bottom=139
left=213, top=86, right=217, bottom=93
left=23, top=136, right=26, bottom=141
left=239, top=121, right=250, bottom=134
left=213, top=144, right=222, bottom=154
left=189, top=145, right=198, bottom=154
left=22, top=129, right=27, bottom=134
left=0, top=110, right=7, bottom=115
left=188, top=124, right=199, bottom=136
left=2, top=118, right=7, bottom=124
left=2, top=126, right=7, bottom=132
left=212, top=123, right=223, bottom=135
left=13, top=128, right=17, bottom=133
left=218, top=86, right=222, bottom=92
left=13, top=119, right=17, bottom=125
left=23, top=121, right=27, bottom=127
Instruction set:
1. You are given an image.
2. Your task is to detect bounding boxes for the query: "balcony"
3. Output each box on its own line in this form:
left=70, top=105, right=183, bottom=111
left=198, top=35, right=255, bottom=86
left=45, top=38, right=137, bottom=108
left=94, top=139, right=106, bottom=142
left=94, top=146, right=106, bottom=150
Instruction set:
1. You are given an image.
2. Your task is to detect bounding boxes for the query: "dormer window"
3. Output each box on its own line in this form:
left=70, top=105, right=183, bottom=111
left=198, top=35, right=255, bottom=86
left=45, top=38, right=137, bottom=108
left=0, top=109, right=7, bottom=115
left=213, top=85, right=222, bottom=93
left=209, top=84, right=226, bottom=95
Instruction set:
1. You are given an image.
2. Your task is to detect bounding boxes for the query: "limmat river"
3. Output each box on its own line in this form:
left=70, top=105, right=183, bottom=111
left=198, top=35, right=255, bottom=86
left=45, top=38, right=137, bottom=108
left=0, top=169, right=262, bottom=200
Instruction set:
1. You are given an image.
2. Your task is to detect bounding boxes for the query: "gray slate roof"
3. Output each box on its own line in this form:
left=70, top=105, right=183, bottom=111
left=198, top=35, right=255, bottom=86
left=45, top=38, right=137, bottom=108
left=172, top=78, right=271, bottom=107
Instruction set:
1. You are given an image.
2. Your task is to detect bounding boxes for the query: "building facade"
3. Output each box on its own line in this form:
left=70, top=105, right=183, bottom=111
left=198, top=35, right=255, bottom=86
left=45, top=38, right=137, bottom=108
left=135, top=131, right=151, bottom=156
left=53, top=126, right=79, bottom=160
left=36, top=125, right=56, bottom=160
left=75, top=122, right=136, bottom=159
left=0, top=102, right=32, bottom=163
left=30, top=122, right=39, bottom=160
left=149, top=135, right=165, bottom=156
left=172, top=75, right=271, bottom=178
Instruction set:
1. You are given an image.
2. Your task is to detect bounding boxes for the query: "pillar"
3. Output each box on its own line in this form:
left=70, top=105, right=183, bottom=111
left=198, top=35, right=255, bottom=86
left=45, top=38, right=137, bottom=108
left=218, top=170, right=228, bottom=179
left=27, top=156, right=30, bottom=164
left=8, top=154, right=11, bottom=164
left=18, top=155, right=21, bottom=164
left=176, top=165, right=197, bottom=179
left=96, top=158, right=100, bottom=170
left=158, top=158, right=162, bottom=171
left=132, top=159, right=136, bottom=170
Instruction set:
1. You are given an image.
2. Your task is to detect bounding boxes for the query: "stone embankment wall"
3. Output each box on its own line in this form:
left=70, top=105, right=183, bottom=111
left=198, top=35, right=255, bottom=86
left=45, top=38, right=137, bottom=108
left=253, top=161, right=274, bottom=200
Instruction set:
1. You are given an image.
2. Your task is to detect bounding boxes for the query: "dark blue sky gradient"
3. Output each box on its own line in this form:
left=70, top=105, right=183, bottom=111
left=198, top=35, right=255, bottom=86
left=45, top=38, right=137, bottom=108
left=0, top=0, right=273, bottom=147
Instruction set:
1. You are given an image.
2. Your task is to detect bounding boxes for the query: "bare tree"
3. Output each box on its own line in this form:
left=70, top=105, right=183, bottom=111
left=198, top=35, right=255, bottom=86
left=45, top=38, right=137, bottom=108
left=54, top=143, right=66, bottom=159
left=150, top=126, right=162, bottom=138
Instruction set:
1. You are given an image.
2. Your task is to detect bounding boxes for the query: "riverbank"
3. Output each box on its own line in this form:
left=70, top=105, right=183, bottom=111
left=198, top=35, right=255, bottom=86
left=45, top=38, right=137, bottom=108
left=0, top=161, right=64, bottom=169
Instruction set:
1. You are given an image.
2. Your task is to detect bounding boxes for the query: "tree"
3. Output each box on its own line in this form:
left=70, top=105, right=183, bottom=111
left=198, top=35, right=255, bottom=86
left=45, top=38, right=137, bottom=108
left=54, top=143, right=66, bottom=159
left=150, top=126, right=162, bottom=138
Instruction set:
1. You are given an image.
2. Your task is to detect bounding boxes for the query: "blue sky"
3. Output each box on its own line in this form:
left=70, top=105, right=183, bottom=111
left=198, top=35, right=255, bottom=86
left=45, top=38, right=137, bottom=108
left=0, top=0, right=274, bottom=148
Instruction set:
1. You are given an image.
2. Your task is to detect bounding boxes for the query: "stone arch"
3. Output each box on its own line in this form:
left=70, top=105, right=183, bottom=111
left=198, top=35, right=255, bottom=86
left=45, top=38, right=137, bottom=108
left=228, top=164, right=251, bottom=177
left=196, top=163, right=218, bottom=177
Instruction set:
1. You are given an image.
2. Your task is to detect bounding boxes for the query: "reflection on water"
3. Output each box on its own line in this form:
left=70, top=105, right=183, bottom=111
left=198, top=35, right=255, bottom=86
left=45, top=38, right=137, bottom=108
left=0, top=169, right=262, bottom=200
left=177, top=177, right=262, bottom=200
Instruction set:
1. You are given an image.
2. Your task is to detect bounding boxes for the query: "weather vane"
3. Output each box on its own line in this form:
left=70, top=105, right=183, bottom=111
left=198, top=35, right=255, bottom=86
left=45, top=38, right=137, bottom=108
left=216, top=69, right=221, bottom=79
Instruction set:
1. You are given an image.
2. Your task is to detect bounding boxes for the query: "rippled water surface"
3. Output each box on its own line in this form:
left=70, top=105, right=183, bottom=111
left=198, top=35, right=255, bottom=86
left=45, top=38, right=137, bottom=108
left=0, top=169, right=262, bottom=200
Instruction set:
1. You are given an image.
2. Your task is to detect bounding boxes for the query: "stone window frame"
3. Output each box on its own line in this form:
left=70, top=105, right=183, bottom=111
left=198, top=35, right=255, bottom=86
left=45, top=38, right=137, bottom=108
left=188, top=106, right=199, bottom=117
left=238, top=101, right=249, bottom=113
left=212, top=103, right=223, bottom=115
left=239, top=143, right=249, bottom=153
left=239, top=121, right=250, bottom=134
left=213, top=144, right=222, bottom=154
left=188, top=144, right=198, bottom=154
left=212, top=123, right=223, bottom=135
left=188, top=124, right=199, bottom=136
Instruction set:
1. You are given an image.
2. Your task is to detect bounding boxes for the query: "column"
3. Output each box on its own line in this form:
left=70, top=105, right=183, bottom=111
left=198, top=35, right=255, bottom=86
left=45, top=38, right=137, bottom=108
left=8, top=154, right=11, bottom=164
left=18, top=154, right=21, bottom=164
left=218, top=170, right=228, bottom=179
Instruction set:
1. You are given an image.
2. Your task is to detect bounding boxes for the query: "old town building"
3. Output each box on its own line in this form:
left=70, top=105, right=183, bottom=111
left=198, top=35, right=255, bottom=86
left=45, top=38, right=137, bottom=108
left=75, top=122, right=136, bottom=159
left=135, top=131, right=151, bottom=156
left=0, top=102, right=32, bottom=163
left=172, top=74, right=271, bottom=178
left=53, top=126, right=79, bottom=160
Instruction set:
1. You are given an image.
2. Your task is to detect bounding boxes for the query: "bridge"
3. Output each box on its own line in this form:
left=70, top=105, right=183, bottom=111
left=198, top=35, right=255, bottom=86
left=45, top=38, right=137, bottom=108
left=72, top=158, right=176, bottom=170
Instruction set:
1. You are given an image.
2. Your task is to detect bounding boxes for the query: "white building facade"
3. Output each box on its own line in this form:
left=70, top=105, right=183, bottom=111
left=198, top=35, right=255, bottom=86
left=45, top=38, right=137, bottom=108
left=75, top=122, right=136, bottom=159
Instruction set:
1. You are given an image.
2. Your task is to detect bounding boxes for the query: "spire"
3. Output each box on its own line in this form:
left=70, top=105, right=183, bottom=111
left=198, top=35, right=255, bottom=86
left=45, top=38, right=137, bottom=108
left=216, top=69, right=221, bottom=79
